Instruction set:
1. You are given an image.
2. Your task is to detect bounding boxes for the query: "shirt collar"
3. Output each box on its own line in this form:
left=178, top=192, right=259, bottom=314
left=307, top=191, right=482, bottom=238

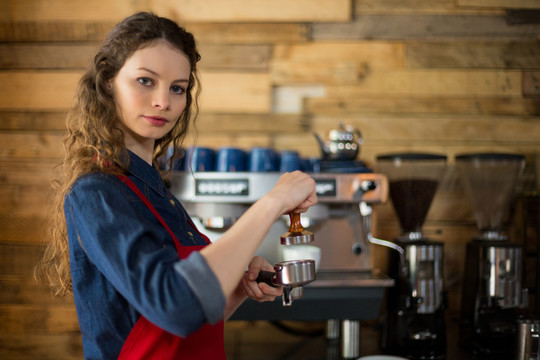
left=127, top=150, right=167, bottom=197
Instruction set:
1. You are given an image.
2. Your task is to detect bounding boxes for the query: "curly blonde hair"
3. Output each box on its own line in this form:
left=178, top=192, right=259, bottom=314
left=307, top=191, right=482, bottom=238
left=35, top=12, right=201, bottom=295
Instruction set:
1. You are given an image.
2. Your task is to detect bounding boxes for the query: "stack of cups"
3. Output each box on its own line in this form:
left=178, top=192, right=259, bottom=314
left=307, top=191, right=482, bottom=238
left=184, top=146, right=307, bottom=173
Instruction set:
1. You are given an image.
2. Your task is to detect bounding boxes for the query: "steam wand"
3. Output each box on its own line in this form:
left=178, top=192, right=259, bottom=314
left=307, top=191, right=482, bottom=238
left=359, top=202, right=408, bottom=277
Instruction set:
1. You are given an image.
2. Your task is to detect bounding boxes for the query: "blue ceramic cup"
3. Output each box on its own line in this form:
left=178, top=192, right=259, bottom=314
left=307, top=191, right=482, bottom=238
left=248, top=147, right=279, bottom=172
left=216, top=147, right=247, bottom=172
left=280, top=150, right=302, bottom=172
left=186, top=146, right=215, bottom=172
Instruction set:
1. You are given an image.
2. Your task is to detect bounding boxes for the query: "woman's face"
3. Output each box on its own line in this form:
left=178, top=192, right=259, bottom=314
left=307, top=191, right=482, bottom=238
left=111, top=40, right=191, bottom=153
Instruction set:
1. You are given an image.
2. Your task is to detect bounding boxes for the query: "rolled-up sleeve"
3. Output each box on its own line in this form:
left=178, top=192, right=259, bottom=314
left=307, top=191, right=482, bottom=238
left=65, top=174, right=225, bottom=337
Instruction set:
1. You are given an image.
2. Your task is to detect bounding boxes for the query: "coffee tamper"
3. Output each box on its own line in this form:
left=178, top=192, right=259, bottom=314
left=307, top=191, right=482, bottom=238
left=280, top=213, right=314, bottom=245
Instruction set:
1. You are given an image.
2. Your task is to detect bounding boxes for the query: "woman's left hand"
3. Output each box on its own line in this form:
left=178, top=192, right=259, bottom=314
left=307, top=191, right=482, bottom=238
left=240, top=256, right=283, bottom=302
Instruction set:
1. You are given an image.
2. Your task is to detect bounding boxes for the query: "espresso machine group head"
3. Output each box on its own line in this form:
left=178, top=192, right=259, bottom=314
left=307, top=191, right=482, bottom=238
left=456, top=153, right=527, bottom=357
left=376, top=153, right=448, bottom=360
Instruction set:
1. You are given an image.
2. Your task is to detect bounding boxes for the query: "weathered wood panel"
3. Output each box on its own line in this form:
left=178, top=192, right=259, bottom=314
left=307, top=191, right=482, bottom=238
left=195, top=113, right=308, bottom=133
left=183, top=134, right=274, bottom=151
left=0, top=159, right=55, bottom=186
left=524, top=72, right=540, bottom=97
left=158, top=0, right=352, bottom=22
left=198, top=45, right=271, bottom=71
left=0, top=333, right=82, bottom=360
left=2, top=0, right=352, bottom=22
left=0, top=43, right=271, bottom=71
left=0, top=0, right=143, bottom=21
left=306, top=96, right=540, bottom=116
left=0, top=304, right=79, bottom=333
left=199, top=72, right=271, bottom=113
left=312, top=15, right=540, bottom=40
left=0, top=216, right=48, bottom=245
left=0, top=112, right=67, bottom=131
left=457, top=0, right=540, bottom=10
left=271, top=42, right=405, bottom=84
left=273, top=42, right=405, bottom=66
left=0, top=244, right=42, bottom=277
left=0, top=72, right=80, bottom=110
left=188, top=23, right=309, bottom=44
left=0, top=132, right=64, bottom=159
left=406, top=40, right=540, bottom=69
left=324, top=70, right=522, bottom=96
left=354, top=0, right=504, bottom=14
left=312, top=114, right=540, bottom=142
left=0, top=44, right=97, bottom=70
left=0, top=21, right=115, bottom=42
left=0, top=276, right=73, bottom=305
left=0, top=185, right=49, bottom=217
left=272, top=61, right=372, bottom=84
left=0, top=21, right=309, bottom=44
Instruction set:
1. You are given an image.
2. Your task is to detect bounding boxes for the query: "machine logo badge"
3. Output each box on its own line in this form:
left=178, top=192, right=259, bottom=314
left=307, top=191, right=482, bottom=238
left=315, top=179, right=337, bottom=197
left=195, top=179, right=249, bottom=196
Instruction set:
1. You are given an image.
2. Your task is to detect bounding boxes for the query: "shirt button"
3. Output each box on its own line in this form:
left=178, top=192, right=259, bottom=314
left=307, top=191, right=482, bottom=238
left=169, top=199, right=175, bottom=206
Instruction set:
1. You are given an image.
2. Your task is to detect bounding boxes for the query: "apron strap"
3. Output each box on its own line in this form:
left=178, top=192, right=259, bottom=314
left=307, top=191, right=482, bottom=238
left=116, top=174, right=183, bottom=254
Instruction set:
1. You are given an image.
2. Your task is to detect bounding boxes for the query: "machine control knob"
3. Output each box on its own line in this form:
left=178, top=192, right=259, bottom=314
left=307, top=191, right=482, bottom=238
left=352, top=243, right=363, bottom=256
left=360, top=180, right=377, bottom=192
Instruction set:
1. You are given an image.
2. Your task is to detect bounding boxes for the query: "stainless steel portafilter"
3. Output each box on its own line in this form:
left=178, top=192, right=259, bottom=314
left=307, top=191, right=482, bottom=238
left=256, top=259, right=316, bottom=306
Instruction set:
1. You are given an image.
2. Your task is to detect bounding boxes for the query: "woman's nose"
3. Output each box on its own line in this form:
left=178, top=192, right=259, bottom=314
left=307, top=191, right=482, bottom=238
left=152, top=89, right=171, bottom=110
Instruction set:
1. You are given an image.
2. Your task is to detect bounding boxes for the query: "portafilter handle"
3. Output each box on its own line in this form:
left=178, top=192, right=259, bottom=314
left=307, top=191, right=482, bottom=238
left=255, top=270, right=299, bottom=306
left=256, top=270, right=278, bottom=287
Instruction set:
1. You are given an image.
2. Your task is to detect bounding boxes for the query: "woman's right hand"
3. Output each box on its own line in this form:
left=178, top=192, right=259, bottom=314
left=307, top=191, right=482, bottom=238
left=265, top=171, right=318, bottom=214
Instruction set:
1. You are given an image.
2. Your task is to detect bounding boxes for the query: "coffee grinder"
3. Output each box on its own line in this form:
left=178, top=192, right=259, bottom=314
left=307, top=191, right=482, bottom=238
left=377, top=153, right=448, bottom=360
left=456, top=153, right=527, bottom=357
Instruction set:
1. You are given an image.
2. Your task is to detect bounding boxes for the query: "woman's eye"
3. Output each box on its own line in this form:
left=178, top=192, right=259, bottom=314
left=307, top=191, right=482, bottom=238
left=138, top=77, right=153, bottom=87
left=171, top=85, right=185, bottom=95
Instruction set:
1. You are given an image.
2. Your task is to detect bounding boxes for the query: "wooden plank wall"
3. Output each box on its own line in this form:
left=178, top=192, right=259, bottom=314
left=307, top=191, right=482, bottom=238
left=1, top=0, right=540, bottom=358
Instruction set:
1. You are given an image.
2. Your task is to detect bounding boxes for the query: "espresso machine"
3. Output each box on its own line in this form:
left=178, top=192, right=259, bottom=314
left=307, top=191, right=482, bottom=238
left=456, top=153, right=527, bottom=357
left=376, top=153, right=448, bottom=360
left=166, top=134, right=398, bottom=359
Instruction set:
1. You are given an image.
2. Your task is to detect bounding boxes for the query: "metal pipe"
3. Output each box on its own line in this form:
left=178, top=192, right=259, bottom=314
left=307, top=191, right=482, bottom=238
left=341, top=320, right=360, bottom=359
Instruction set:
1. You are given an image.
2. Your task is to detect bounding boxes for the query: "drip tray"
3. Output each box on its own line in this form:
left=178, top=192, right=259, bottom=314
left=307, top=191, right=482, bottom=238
left=230, top=271, right=394, bottom=322
left=310, top=270, right=394, bottom=288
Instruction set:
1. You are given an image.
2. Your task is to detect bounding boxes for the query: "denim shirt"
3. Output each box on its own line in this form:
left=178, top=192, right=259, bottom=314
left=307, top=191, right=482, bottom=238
left=66, top=151, right=225, bottom=359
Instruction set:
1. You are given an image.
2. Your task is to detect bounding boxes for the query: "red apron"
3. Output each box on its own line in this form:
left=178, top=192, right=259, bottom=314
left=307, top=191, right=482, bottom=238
left=116, top=175, right=226, bottom=359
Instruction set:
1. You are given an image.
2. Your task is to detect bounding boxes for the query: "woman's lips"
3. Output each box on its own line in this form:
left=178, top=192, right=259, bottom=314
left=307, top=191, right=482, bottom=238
left=143, top=115, right=168, bottom=127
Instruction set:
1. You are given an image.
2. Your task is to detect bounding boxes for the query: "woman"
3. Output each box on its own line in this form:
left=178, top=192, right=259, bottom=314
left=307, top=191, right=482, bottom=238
left=36, top=12, right=317, bottom=359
